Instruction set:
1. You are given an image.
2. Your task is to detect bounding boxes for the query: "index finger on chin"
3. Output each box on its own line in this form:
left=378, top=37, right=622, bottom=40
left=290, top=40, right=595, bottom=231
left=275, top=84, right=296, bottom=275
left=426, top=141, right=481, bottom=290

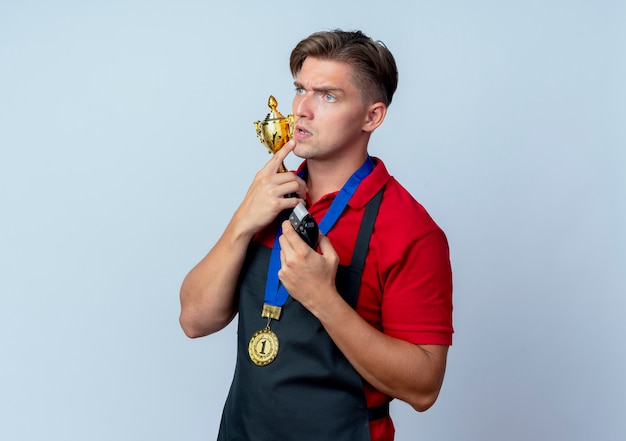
left=264, top=140, right=295, bottom=173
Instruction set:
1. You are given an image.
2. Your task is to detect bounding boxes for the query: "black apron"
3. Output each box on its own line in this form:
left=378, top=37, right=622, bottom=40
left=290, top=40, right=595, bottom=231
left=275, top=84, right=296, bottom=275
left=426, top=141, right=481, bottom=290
left=218, top=190, right=384, bottom=441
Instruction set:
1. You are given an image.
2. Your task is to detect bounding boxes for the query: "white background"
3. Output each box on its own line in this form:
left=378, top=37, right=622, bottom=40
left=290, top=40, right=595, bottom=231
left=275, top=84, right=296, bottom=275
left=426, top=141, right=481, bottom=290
left=1, top=1, right=624, bottom=440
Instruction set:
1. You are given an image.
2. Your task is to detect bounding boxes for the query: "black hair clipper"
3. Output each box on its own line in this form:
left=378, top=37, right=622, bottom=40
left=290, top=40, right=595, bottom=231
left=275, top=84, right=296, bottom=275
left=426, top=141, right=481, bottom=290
left=289, top=202, right=319, bottom=249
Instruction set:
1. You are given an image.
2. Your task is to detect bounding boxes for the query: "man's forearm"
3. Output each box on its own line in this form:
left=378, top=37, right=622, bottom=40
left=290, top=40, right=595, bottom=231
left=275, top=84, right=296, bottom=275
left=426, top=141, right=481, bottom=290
left=314, top=292, right=448, bottom=411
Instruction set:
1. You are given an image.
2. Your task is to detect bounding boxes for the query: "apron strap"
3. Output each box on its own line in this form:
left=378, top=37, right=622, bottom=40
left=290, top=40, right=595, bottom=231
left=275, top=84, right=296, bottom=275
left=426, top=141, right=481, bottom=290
left=353, top=189, right=389, bottom=423
left=367, top=402, right=390, bottom=421
left=350, top=188, right=384, bottom=271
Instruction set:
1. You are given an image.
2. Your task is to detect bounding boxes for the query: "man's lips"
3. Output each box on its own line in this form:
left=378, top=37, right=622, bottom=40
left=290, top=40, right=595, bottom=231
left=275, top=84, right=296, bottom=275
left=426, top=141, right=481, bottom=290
left=294, top=124, right=312, bottom=141
left=295, top=124, right=312, bottom=135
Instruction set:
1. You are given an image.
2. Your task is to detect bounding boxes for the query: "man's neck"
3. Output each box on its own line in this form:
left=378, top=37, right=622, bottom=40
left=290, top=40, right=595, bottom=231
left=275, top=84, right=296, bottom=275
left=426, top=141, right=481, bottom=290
left=306, top=151, right=369, bottom=204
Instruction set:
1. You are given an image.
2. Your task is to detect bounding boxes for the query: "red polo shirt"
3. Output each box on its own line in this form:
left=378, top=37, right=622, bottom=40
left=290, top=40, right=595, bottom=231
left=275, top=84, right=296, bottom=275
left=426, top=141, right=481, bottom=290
left=254, top=157, right=453, bottom=441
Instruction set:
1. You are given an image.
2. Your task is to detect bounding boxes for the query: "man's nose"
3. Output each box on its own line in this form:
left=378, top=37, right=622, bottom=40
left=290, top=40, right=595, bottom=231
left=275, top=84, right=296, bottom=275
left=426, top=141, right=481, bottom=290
left=293, top=93, right=313, bottom=119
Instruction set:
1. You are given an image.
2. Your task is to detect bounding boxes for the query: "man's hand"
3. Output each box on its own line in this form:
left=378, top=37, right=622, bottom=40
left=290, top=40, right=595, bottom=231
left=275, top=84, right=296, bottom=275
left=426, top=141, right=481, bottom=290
left=233, top=140, right=307, bottom=237
left=278, top=220, right=341, bottom=315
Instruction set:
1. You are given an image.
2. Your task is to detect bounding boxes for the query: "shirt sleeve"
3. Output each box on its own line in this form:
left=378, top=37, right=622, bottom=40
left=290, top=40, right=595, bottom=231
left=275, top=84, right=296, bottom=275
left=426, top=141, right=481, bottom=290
left=381, top=228, right=454, bottom=345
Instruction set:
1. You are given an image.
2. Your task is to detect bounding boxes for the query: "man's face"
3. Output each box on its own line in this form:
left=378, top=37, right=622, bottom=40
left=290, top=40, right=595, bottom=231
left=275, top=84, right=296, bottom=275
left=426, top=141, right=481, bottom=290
left=291, top=57, right=372, bottom=161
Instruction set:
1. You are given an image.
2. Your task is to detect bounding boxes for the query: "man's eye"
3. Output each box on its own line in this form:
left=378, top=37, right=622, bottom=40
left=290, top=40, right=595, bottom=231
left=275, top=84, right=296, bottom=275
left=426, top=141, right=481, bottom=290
left=295, top=87, right=305, bottom=95
left=324, top=93, right=336, bottom=102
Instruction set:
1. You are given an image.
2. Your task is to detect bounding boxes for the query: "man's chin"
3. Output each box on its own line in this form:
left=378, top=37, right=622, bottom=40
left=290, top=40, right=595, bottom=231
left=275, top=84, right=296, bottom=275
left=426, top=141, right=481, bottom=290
left=292, top=143, right=308, bottom=159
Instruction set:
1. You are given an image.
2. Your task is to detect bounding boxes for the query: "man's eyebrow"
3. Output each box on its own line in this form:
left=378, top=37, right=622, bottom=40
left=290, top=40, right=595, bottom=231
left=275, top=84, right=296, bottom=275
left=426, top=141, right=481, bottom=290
left=293, top=81, right=344, bottom=94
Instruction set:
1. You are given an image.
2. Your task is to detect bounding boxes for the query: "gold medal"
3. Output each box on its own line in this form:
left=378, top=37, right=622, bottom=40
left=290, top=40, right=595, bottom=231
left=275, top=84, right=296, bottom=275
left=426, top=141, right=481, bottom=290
left=248, top=326, right=279, bottom=366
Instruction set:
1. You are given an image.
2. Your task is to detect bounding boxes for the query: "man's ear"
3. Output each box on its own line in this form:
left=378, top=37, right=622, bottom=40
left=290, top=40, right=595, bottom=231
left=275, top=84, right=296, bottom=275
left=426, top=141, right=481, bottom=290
left=362, top=102, right=387, bottom=133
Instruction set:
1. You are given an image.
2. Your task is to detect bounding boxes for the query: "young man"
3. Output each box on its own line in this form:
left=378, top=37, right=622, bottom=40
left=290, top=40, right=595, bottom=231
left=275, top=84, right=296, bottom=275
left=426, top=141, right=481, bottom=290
left=180, top=29, right=453, bottom=441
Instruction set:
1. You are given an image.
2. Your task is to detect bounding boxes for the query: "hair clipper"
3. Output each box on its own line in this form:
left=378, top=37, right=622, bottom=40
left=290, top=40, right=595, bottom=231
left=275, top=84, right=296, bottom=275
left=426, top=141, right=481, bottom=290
left=289, top=202, right=319, bottom=249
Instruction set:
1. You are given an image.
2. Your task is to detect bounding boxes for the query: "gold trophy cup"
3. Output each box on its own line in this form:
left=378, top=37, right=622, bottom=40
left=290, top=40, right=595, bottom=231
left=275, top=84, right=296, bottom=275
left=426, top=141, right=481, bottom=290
left=254, top=95, right=294, bottom=173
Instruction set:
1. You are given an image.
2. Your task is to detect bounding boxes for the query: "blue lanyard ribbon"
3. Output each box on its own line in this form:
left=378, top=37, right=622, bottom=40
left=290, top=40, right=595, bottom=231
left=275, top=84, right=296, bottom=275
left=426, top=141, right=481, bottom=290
left=263, top=157, right=375, bottom=308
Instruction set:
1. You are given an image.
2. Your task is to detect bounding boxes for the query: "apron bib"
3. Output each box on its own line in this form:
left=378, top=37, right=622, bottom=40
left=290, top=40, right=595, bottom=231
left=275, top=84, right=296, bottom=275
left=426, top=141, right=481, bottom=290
left=218, top=190, right=383, bottom=441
